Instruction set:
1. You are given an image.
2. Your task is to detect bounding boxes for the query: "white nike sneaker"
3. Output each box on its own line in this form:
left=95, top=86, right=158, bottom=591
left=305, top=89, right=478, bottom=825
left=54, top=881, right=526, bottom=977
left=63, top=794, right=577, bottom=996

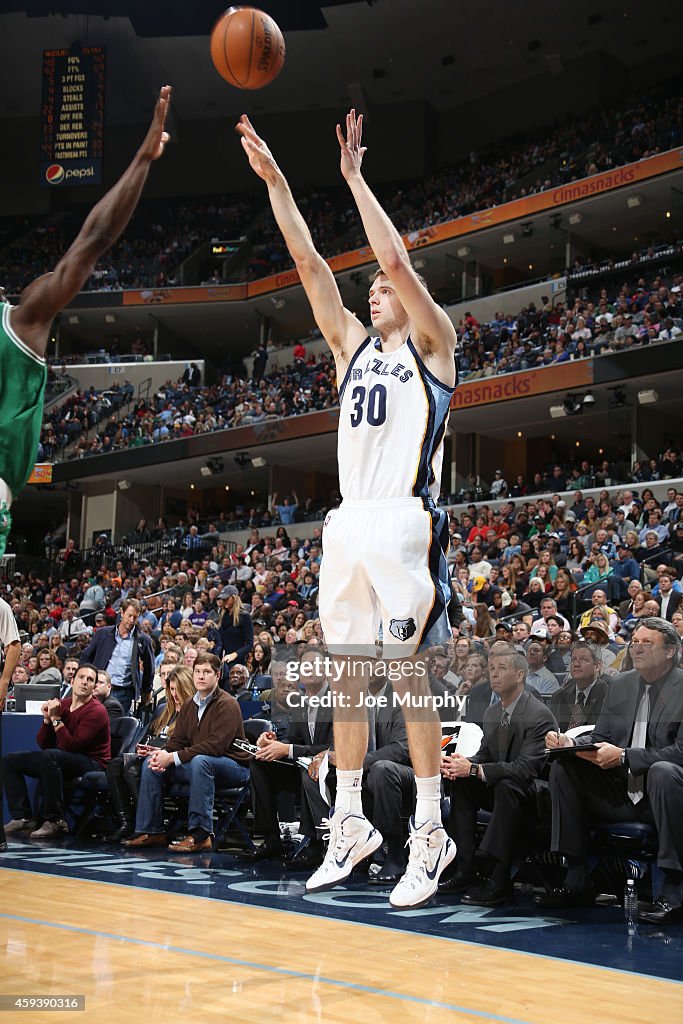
left=305, top=807, right=383, bottom=894
left=389, top=817, right=456, bottom=909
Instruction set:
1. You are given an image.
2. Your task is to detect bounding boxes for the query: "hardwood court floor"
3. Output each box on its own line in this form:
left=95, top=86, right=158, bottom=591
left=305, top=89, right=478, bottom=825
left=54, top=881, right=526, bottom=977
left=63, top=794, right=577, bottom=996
left=2, top=868, right=682, bottom=1024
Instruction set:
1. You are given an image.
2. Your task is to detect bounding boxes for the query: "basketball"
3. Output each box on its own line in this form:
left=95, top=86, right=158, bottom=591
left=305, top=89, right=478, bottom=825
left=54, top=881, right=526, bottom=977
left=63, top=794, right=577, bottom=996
left=210, top=7, right=285, bottom=90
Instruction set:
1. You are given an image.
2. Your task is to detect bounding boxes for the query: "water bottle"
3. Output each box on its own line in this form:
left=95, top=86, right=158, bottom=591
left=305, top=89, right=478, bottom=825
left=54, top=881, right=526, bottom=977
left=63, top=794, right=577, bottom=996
left=252, top=683, right=260, bottom=702
left=623, top=878, right=638, bottom=925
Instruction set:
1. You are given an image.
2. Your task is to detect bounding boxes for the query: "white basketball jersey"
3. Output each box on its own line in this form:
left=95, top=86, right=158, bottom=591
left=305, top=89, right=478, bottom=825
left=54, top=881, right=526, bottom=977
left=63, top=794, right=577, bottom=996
left=337, top=336, right=456, bottom=502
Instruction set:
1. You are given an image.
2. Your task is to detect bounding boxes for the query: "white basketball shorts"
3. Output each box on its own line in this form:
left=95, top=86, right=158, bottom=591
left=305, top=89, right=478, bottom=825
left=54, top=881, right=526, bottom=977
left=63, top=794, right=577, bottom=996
left=318, top=497, right=452, bottom=659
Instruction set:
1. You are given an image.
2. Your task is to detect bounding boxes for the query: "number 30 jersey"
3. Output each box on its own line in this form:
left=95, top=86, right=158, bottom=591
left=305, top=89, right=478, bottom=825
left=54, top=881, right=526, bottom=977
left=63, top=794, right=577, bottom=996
left=337, top=336, right=456, bottom=503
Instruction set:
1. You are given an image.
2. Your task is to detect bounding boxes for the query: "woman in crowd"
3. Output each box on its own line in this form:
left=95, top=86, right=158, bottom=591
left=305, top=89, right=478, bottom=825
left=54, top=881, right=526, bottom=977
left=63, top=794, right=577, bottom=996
left=246, top=640, right=271, bottom=683
left=531, top=563, right=554, bottom=594
left=566, top=538, right=587, bottom=575
left=547, top=627, right=576, bottom=674
left=473, top=602, right=496, bottom=640
left=524, top=576, right=547, bottom=610
left=583, top=550, right=613, bottom=585
left=105, top=665, right=196, bottom=841
left=30, top=649, right=62, bottom=685
left=671, top=609, right=683, bottom=640
left=158, top=597, right=182, bottom=630
left=530, top=548, right=558, bottom=584
left=452, top=636, right=475, bottom=678
left=180, top=592, right=195, bottom=620
left=500, top=565, right=524, bottom=602
left=551, top=569, right=575, bottom=620
left=216, top=585, right=254, bottom=672
left=189, top=598, right=208, bottom=628
left=292, top=610, right=307, bottom=640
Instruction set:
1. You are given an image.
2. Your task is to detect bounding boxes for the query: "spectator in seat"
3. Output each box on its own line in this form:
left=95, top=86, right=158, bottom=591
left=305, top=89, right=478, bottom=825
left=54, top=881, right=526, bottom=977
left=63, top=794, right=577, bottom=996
left=30, top=649, right=62, bottom=686
left=123, top=653, right=250, bottom=852
left=549, top=643, right=608, bottom=732
left=105, top=665, right=196, bottom=842
left=542, top=619, right=683, bottom=924
left=440, top=649, right=556, bottom=906
left=94, top=669, right=124, bottom=721
left=242, top=647, right=334, bottom=863
left=3, top=663, right=110, bottom=839
left=525, top=640, right=560, bottom=696
left=530, top=597, right=570, bottom=635
left=656, top=571, right=683, bottom=622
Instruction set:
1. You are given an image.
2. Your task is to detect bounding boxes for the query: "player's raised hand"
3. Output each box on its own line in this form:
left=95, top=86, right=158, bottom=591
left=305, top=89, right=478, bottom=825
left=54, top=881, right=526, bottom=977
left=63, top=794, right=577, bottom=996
left=138, top=85, right=172, bottom=162
left=236, top=115, right=281, bottom=187
left=337, top=109, right=366, bottom=181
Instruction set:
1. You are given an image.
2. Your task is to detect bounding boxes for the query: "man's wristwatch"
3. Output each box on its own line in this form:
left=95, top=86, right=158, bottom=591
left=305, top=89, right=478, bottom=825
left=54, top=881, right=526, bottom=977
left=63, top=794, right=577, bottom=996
left=469, top=763, right=479, bottom=777
left=53, top=718, right=62, bottom=726
left=619, top=749, right=627, bottom=767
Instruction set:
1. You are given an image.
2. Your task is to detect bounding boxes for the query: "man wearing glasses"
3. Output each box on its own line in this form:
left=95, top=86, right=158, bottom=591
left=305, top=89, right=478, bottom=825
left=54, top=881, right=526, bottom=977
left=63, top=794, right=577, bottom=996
left=542, top=618, right=683, bottom=923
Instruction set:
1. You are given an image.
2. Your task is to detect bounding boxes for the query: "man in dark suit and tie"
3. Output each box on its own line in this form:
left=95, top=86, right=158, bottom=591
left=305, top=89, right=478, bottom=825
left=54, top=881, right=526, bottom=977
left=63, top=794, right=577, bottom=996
left=294, top=676, right=412, bottom=882
left=542, top=618, right=683, bottom=923
left=550, top=642, right=608, bottom=733
left=465, top=641, right=542, bottom=729
left=243, top=647, right=333, bottom=861
left=439, top=648, right=556, bottom=906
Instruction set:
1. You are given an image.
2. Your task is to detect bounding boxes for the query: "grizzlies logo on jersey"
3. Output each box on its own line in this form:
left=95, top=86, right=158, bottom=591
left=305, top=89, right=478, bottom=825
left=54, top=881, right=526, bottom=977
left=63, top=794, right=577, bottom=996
left=389, top=617, right=417, bottom=642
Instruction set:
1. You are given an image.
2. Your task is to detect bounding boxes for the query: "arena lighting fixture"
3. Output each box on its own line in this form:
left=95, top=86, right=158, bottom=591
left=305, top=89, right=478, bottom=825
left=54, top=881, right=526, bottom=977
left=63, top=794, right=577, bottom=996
left=234, top=452, right=251, bottom=469
left=626, top=195, right=642, bottom=209
left=637, top=389, right=659, bottom=405
left=118, top=480, right=132, bottom=490
left=456, top=246, right=471, bottom=258
left=503, top=233, right=515, bottom=245
left=582, top=391, right=595, bottom=406
left=549, top=405, right=567, bottom=419
left=105, top=314, right=116, bottom=323
left=270, top=297, right=286, bottom=310
left=201, top=458, right=224, bottom=476
left=68, top=315, right=79, bottom=325
left=251, top=456, right=267, bottom=468
left=568, top=212, right=583, bottom=226
left=413, top=258, right=427, bottom=270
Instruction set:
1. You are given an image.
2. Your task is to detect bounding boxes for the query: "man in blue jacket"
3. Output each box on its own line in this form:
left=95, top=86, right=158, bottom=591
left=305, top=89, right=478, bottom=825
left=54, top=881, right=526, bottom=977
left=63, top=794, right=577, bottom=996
left=80, top=598, right=154, bottom=713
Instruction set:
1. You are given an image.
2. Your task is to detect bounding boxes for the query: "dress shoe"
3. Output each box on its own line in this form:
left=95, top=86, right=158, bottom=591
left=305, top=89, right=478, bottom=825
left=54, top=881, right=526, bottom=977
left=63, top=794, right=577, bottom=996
left=30, top=819, right=68, bottom=839
left=238, top=842, right=283, bottom=862
left=4, top=818, right=38, bottom=834
left=122, top=833, right=168, bottom=848
left=437, top=867, right=477, bottom=894
left=638, top=897, right=683, bottom=925
left=168, top=834, right=213, bottom=854
left=461, top=879, right=512, bottom=907
left=535, top=886, right=595, bottom=909
left=368, top=868, right=405, bottom=886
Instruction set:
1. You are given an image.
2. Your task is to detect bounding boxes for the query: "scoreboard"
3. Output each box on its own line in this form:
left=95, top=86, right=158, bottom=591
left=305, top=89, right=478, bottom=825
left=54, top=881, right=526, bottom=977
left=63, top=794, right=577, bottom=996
left=41, top=46, right=105, bottom=187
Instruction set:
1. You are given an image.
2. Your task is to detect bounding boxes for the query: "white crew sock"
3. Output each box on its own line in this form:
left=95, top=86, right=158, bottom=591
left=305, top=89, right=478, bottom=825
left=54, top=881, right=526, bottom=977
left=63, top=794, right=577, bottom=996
left=335, top=768, right=363, bottom=815
left=414, top=775, right=442, bottom=826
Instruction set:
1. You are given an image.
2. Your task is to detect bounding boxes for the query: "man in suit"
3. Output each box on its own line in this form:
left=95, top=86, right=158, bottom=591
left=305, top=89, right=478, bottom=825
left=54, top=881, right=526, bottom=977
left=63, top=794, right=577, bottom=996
left=542, top=618, right=683, bottom=922
left=80, top=599, right=155, bottom=713
left=296, top=676, right=413, bottom=885
left=550, top=643, right=608, bottom=732
left=439, top=648, right=556, bottom=906
left=656, top=571, right=683, bottom=622
left=94, top=670, right=124, bottom=722
left=466, top=643, right=542, bottom=729
left=243, top=647, right=334, bottom=861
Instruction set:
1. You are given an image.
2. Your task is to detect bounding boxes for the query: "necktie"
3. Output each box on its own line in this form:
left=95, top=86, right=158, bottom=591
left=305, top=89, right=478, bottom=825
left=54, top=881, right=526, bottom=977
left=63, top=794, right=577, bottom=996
left=498, top=709, right=510, bottom=761
left=627, top=688, right=650, bottom=804
left=567, top=690, right=586, bottom=730
left=367, top=700, right=377, bottom=753
left=307, top=699, right=316, bottom=743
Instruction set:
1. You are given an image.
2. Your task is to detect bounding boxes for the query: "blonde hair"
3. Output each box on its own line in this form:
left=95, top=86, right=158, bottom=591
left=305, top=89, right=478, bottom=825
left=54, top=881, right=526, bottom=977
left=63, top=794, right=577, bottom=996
left=152, top=665, right=196, bottom=737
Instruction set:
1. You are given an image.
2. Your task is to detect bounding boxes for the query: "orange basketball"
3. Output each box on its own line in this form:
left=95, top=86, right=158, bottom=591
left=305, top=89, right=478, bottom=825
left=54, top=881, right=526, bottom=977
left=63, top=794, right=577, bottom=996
left=210, top=7, right=285, bottom=90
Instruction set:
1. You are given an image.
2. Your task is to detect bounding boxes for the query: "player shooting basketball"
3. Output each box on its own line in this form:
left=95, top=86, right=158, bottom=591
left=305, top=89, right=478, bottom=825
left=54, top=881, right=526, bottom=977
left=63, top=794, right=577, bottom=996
left=0, top=85, right=172, bottom=556
left=238, top=110, right=458, bottom=908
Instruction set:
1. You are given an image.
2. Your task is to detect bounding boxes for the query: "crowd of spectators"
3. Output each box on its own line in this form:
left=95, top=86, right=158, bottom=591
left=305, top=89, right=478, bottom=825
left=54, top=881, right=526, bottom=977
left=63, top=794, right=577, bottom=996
left=3, top=480, right=683, bottom=919
left=3, top=78, right=681, bottom=295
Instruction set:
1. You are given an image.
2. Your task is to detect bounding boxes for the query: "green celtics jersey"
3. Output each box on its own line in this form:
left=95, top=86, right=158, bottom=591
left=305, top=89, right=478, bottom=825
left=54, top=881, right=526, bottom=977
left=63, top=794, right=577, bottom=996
left=0, top=302, right=47, bottom=498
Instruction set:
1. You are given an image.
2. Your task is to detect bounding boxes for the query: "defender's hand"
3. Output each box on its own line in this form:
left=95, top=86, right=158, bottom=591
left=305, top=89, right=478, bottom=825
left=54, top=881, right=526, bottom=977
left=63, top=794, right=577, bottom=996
left=138, top=86, right=172, bottom=162
left=236, top=115, right=282, bottom=187
left=336, top=109, right=366, bottom=181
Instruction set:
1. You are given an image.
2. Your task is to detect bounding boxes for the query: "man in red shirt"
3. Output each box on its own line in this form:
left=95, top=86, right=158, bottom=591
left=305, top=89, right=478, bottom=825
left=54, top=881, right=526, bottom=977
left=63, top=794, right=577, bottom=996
left=2, top=663, right=110, bottom=840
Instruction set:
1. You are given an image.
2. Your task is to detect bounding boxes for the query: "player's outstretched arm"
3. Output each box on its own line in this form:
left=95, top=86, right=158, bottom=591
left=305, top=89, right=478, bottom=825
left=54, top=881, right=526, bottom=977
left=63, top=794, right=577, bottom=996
left=12, top=86, right=173, bottom=358
left=237, top=115, right=365, bottom=361
left=338, top=110, right=456, bottom=361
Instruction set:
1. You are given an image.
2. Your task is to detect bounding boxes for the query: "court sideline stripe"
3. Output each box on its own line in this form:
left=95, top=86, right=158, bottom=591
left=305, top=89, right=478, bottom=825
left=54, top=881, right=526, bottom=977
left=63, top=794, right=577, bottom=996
left=0, top=910, right=531, bottom=1024
left=2, top=865, right=682, bottom=989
